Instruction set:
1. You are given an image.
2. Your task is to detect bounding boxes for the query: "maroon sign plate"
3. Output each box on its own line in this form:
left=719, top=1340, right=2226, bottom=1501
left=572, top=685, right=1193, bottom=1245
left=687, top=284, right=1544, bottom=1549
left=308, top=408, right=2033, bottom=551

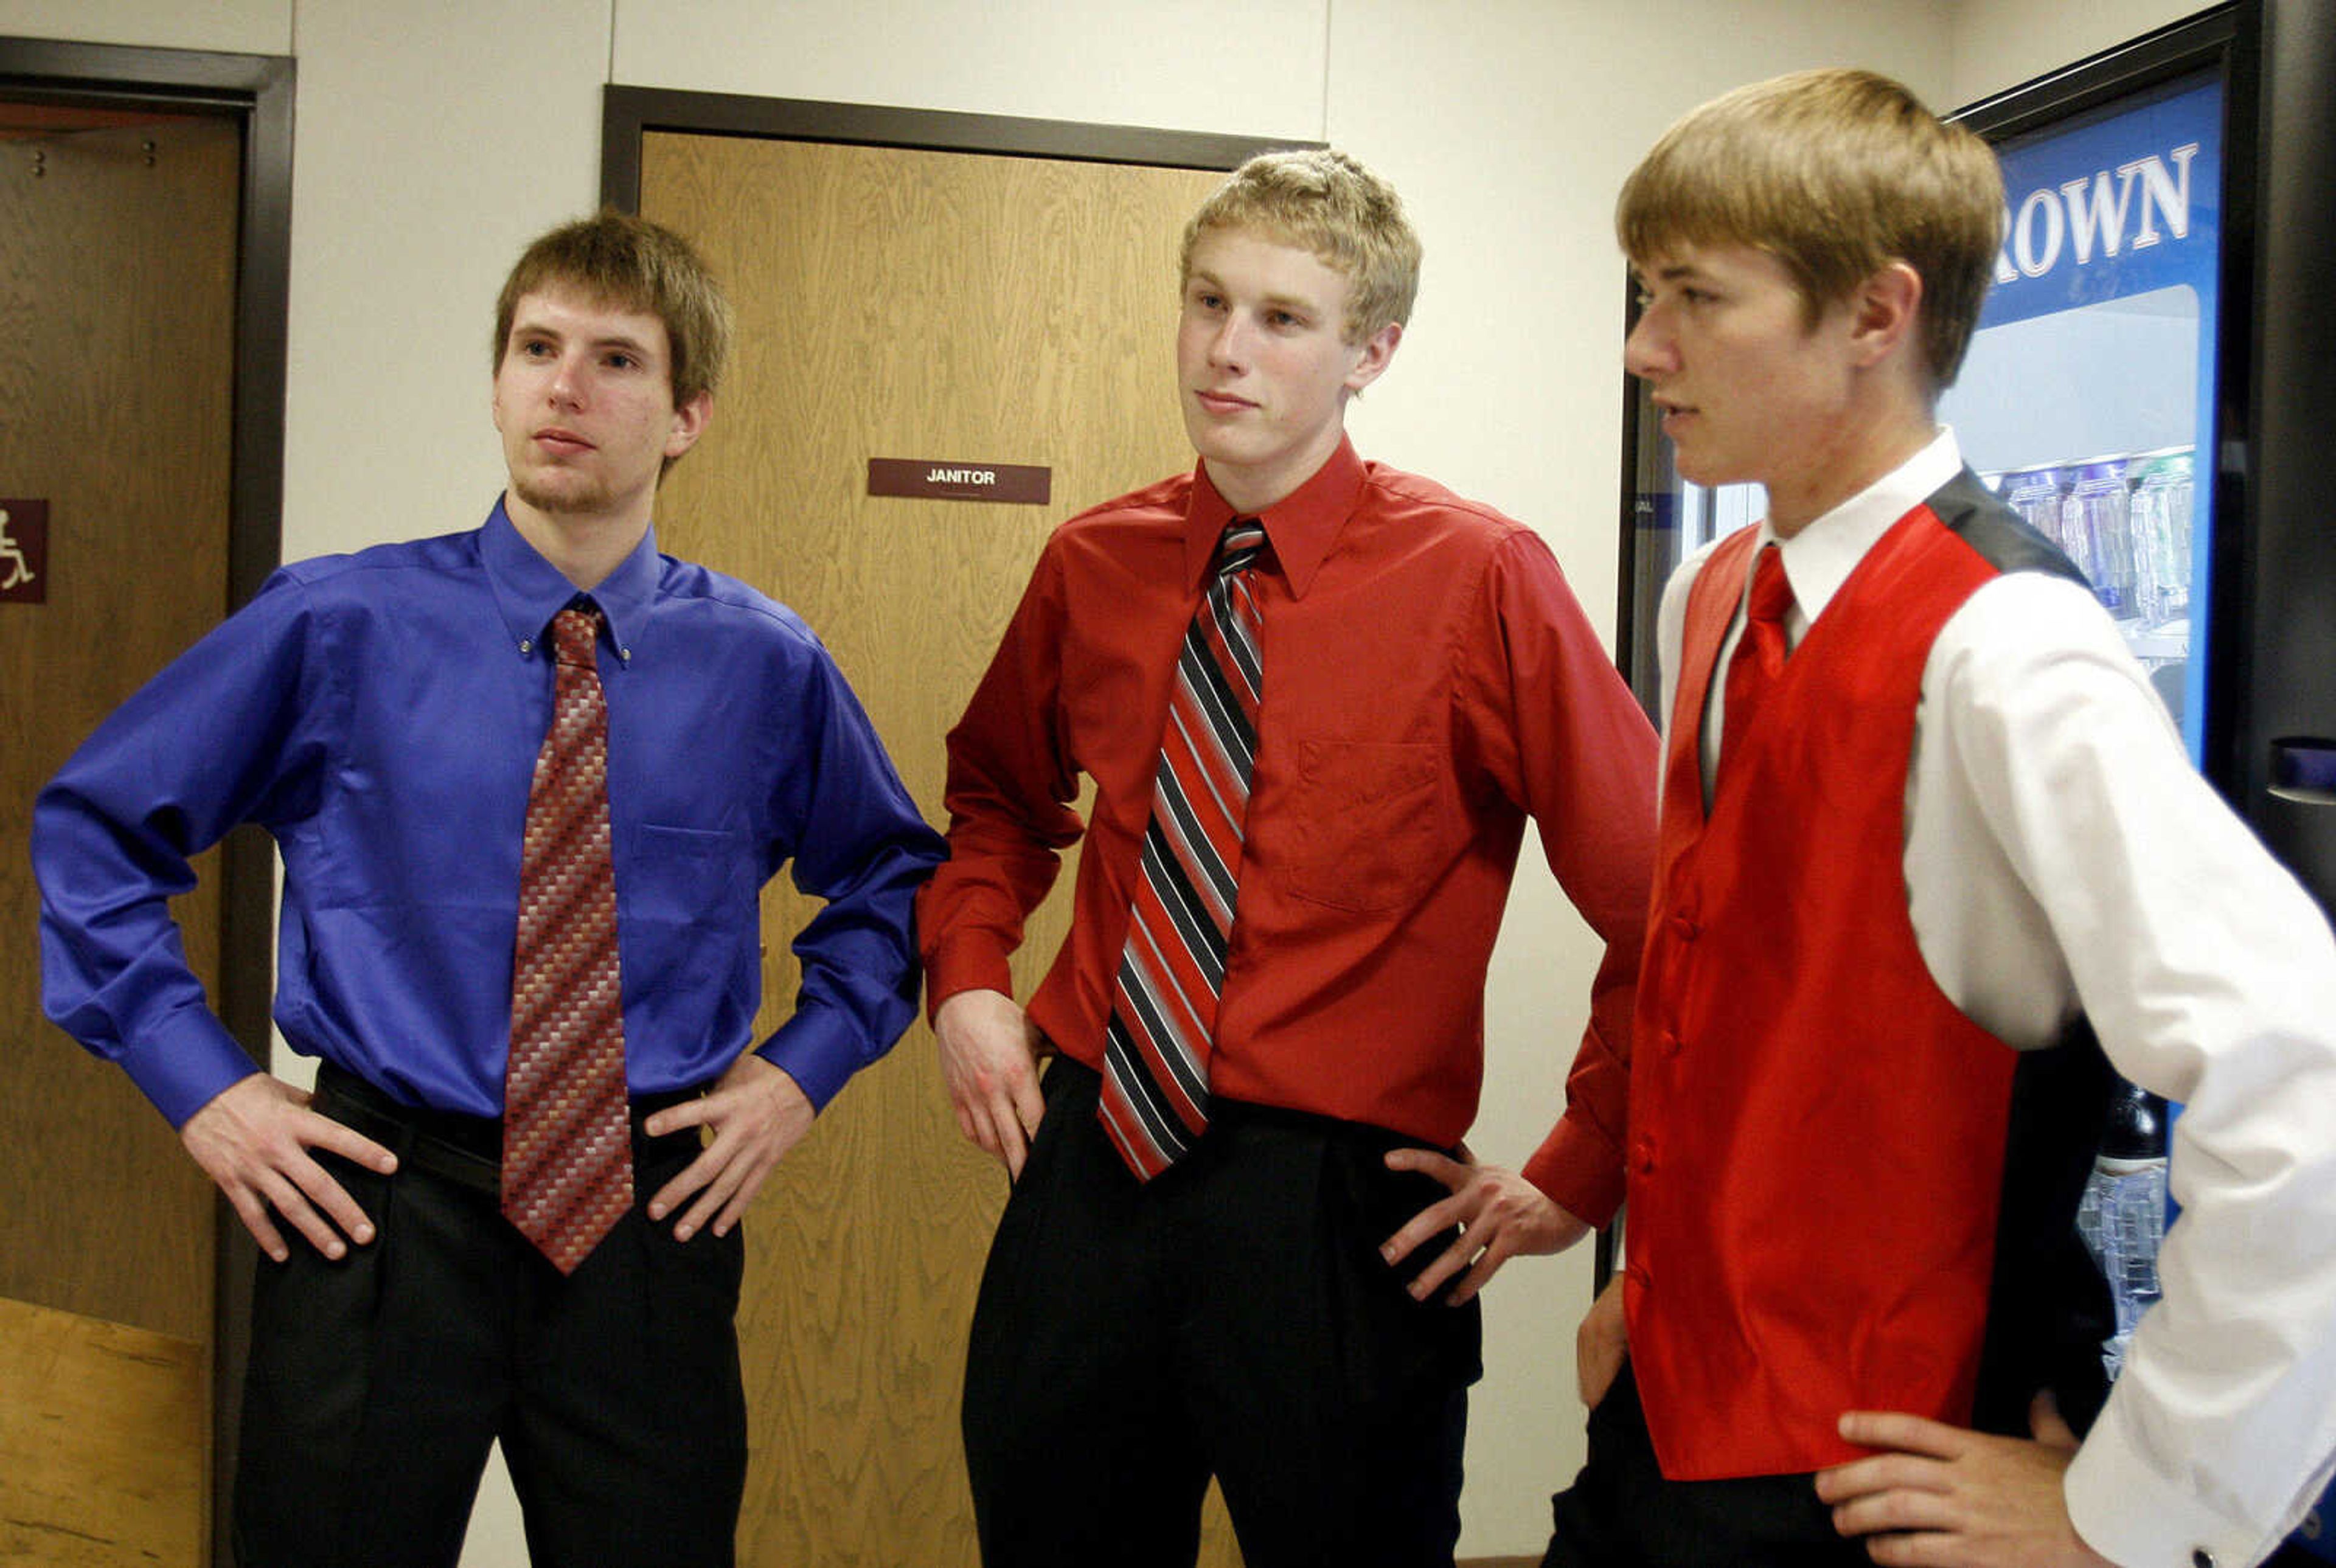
left=868, top=459, right=1051, bottom=506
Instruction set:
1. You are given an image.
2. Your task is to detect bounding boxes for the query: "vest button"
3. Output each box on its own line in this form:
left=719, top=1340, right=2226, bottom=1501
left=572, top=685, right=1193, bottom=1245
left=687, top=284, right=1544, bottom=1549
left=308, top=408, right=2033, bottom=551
left=1630, top=1139, right=1656, bottom=1174
left=1661, top=1030, right=1683, bottom=1058
left=1669, top=912, right=1700, bottom=941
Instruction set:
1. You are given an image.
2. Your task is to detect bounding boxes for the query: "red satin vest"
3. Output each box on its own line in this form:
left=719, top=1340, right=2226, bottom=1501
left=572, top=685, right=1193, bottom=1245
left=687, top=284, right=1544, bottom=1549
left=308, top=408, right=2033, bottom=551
left=1625, top=498, right=2023, bottom=1480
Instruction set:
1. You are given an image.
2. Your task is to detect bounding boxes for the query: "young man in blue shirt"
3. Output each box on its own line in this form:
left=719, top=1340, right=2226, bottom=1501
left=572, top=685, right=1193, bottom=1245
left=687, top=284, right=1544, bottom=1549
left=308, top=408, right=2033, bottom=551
left=34, top=211, right=944, bottom=1567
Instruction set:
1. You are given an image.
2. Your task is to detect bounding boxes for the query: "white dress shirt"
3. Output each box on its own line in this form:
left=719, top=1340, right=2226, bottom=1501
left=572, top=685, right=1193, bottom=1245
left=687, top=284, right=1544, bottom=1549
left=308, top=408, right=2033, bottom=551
left=1658, top=429, right=2336, bottom=1568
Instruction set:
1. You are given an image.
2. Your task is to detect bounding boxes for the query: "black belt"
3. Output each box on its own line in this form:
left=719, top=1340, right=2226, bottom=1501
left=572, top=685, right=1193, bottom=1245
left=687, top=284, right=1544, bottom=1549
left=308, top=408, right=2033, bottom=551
left=1043, top=1053, right=1464, bottom=1160
left=311, top=1061, right=704, bottom=1195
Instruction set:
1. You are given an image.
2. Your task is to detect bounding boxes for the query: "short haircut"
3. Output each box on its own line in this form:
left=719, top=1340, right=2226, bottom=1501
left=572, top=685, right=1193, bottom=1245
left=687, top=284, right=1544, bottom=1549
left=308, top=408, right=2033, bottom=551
left=1616, top=68, right=2003, bottom=389
left=493, top=210, right=734, bottom=409
left=1181, top=148, right=1423, bottom=344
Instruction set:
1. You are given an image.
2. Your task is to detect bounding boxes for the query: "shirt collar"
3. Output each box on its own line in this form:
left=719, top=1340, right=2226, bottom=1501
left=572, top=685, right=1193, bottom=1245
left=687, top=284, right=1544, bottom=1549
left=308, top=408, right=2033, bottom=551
left=481, top=496, right=664, bottom=660
left=1765, top=427, right=1961, bottom=625
left=1183, top=435, right=1366, bottom=600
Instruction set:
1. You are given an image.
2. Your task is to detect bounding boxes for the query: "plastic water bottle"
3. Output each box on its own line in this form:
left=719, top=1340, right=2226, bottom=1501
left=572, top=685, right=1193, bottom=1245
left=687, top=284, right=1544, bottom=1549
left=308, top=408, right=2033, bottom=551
left=2068, top=456, right=2136, bottom=617
left=2129, top=446, right=2194, bottom=629
left=2075, top=1082, right=2169, bottom=1379
left=2006, top=465, right=2077, bottom=571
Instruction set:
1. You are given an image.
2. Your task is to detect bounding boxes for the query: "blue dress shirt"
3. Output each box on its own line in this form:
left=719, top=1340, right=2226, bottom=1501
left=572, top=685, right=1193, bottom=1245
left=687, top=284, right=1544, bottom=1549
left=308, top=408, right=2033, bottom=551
left=35, top=501, right=944, bottom=1126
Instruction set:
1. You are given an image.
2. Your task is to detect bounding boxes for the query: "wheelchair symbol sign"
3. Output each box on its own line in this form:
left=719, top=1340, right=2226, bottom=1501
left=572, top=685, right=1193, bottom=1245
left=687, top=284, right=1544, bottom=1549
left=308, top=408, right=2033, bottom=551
left=0, top=499, right=48, bottom=603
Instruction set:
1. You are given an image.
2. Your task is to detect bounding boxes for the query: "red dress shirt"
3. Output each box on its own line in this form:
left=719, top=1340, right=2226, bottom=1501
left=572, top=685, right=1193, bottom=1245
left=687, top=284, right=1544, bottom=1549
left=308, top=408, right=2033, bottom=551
left=918, top=438, right=1657, bottom=1198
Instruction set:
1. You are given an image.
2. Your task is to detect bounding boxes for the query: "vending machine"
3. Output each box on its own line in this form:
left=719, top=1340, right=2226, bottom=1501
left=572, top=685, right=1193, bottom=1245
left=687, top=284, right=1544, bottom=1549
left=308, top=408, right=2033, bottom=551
left=1944, top=68, right=2219, bottom=758
left=1614, top=1, right=2336, bottom=1554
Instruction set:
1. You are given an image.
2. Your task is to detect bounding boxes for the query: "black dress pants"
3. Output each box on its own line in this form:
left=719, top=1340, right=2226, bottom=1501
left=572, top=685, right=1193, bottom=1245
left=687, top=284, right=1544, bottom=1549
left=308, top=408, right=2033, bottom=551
left=1546, top=1365, right=2336, bottom=1568
left=1543, top=1362, right=1869, bottom=1568
left=232, top=1067, right=747, bottom=1568
left=963, top=1056, right=1479, bottom=1568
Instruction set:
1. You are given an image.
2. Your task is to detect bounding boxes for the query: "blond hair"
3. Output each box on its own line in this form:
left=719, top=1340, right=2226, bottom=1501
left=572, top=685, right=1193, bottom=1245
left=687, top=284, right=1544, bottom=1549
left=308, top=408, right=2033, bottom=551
left=493, top=210, right=734, bottom=409
left=1617, top=69, right=2003, bottom=389
left=1181, top=148, right=1422, bottom=344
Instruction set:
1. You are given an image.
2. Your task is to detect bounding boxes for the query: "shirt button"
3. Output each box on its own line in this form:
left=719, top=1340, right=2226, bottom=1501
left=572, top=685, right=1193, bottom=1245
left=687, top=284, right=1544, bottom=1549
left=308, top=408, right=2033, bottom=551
left=2192, top=1552, right=2217, bottom=1568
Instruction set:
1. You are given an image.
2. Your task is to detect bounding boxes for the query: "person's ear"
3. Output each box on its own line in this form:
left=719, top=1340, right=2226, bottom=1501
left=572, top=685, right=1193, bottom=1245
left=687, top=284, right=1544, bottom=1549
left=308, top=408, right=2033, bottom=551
left=1848, top=260, right=1922, bottom=369
left=664, top=389, right=713, bottom=459
left=1344, top=321, right=1403, bottom=395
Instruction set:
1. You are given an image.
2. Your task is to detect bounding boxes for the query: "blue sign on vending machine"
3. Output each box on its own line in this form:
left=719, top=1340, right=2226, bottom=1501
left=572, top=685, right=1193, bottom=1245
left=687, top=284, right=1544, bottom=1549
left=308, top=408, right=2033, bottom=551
left=1941, top=73, right=2222, bottom=761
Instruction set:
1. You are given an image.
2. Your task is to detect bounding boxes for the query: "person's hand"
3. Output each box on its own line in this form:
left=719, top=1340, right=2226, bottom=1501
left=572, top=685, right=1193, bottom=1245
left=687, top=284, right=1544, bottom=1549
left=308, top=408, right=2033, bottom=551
left=934, top=988, right=1046, bottom=1178
left=1815, top=1393, right=2114, bottom=1567
left=1576, top=1272, right=1629, bottom=1407
left=643, top=1053, right=815, bottom=1241
left=179, top=1072, right=399, bottom=1263
left=1378, top=1147, right=1590, bottom=1304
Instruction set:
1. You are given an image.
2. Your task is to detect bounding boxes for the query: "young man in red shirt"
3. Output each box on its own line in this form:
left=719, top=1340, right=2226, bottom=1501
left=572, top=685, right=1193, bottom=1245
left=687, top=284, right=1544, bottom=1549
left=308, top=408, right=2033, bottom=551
left=918, top=148, right=1660, bottom=1566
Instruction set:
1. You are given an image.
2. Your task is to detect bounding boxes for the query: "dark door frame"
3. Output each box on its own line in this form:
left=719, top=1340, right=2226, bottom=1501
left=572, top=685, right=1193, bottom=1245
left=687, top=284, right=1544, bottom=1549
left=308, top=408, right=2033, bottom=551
left=1, top=33, right=293, bottom=1564
left=599, top=85, right=1307, bottom=210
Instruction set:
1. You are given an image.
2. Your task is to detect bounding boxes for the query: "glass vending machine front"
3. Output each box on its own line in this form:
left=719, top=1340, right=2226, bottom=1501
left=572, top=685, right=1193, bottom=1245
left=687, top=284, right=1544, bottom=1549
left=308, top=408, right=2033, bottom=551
left=1941, top=69, right=2225, bottom=763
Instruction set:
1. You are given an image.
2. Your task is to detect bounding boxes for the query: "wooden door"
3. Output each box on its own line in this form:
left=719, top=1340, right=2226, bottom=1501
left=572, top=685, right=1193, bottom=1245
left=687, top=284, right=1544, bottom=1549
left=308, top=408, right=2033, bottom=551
left=642, top=136, right=1245, bottom=1566
left=0, top=109, right=241, bottom=1561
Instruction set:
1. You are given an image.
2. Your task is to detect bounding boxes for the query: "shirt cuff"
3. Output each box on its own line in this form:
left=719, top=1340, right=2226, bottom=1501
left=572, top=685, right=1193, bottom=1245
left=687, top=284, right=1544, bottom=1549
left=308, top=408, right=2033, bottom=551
left=116, top=1005, right=263, bottom=1129
left=2065, top=1394, right=2275, bottom=1568
left=920, top=932, right=1017, bottom=1024
left=756, top=1005, right=868, bottom=1114
left=1522, top=1112, right=1625, bottom=1229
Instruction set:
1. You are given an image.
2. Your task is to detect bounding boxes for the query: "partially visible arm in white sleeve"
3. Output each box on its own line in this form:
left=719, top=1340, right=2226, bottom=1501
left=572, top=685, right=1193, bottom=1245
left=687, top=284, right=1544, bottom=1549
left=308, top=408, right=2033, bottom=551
left=1925, top=573, right=2336, bottom=1567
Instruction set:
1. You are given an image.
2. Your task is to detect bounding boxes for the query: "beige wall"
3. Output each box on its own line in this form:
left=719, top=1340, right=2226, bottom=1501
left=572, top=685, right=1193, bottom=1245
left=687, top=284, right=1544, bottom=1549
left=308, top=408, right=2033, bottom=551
left=615, top=0, right=1331, bottom=132
left=1953, top=0, right=2211, bottom=102
left=0, top=0, right=2211, bottom=1558
left=0, top=0, right=287, bottom=52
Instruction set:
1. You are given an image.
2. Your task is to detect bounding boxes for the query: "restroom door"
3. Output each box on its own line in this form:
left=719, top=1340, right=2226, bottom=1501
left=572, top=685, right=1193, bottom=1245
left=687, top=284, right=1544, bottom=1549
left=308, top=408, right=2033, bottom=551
left=644, top=134, right=1245, bottom=1565
left=0, top=106, right=241, bottom=1560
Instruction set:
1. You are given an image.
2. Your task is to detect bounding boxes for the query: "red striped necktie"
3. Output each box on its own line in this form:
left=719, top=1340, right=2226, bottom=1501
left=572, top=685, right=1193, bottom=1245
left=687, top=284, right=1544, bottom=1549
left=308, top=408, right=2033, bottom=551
left=1719, top=542, right=1794, bottom=784
left=1097, top=519, right=1268, bottom=1180
left=502, top=603, right=634, bottom=1272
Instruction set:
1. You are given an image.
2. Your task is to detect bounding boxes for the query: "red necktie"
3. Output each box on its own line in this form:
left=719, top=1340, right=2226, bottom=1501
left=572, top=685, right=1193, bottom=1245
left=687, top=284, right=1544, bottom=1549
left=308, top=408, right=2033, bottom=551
left=502, top=604, right=633, bottom=1272
left=1719, top=543, right=1793, bottom=783
left=1097, top=519, right=1267, bottom=1180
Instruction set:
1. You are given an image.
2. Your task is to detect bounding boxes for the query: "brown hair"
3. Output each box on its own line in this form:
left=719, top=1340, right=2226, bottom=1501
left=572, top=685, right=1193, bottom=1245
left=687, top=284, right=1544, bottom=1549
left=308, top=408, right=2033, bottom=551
left=1616, top=68, right=2003, bottom=389
left=1181, top=148, right=1422, bottom=344
left=493, top=209, right=733, bottom=409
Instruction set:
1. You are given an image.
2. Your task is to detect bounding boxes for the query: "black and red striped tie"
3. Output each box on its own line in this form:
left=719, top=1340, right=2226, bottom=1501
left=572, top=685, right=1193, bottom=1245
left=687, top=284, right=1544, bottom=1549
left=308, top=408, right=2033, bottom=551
left=1097, top=519, right=1268, bottom=1179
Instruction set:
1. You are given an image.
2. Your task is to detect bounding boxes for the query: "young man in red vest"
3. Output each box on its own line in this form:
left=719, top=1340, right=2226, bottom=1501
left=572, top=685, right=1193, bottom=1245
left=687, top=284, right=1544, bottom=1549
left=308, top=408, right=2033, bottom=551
left=1534, top=68, right=2336, bottom=1568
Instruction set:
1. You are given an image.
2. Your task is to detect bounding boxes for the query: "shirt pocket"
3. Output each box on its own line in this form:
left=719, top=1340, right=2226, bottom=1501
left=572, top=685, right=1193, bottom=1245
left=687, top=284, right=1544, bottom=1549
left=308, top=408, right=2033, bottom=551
left=1279, top=738, right=1448, bottom=913
left=622, top=822, right=756, bottom=1024
left=625, top=821, right=751, bottom=925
